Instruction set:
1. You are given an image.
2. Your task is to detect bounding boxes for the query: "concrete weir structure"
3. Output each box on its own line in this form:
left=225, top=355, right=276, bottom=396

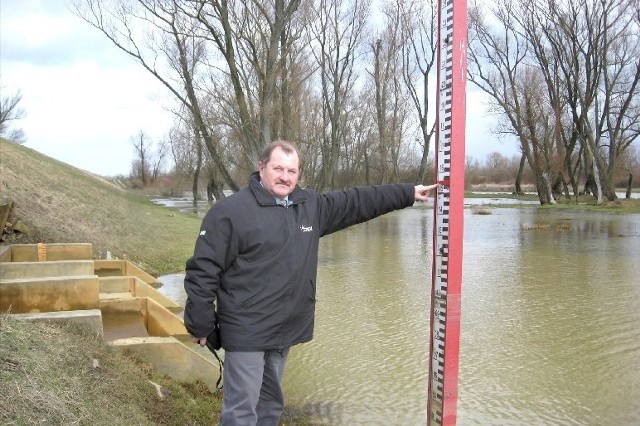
left=0, top=243, right=221, bottom=390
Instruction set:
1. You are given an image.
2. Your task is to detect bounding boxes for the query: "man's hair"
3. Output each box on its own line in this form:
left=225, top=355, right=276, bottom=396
left=259, top=140, right=304, bottom=171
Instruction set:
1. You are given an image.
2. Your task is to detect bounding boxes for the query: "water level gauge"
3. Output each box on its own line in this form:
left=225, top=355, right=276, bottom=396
left=427, top=0, right=467, bottom=424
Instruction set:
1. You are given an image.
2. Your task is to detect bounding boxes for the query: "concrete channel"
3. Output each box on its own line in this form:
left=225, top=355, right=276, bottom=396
left=0, top=243, right=220, bottom=390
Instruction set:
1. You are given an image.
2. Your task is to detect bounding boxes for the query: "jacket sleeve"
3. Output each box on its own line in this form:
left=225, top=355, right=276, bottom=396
left=183, top=206, right=235, bottom=338
left=317, top=183, right=415, bottom=236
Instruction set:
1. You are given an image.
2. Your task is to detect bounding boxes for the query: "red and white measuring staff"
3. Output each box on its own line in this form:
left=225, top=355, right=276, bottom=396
left=427, top=0, right=467, bottom=424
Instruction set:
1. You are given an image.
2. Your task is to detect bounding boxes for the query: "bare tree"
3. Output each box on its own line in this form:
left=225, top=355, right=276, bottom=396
left=291, top=66, right=326, bottom=188
left=469, top=0, right=640, bottom=204
left=72, top=0, right=476, bottom=193
left=184, top=0, right=303, bottom=164
left=399, top=0, right=437, bottom=183
left=131, top=131, right=152, bottom=184
left=152, top=139, right=168, bottom=181
left=368, top=1, right=413, bottom=184
left=73, top=0, right=239, bottom=195
left=328, top=85, right=377, bottom=185
left=597, top=0, right=640, bottom=198
left=0, top=85, right=26, bottom=143
left=131, top=130, right=168, bottom=185
left=621, top=145, right=640, bottom=198
left=305, top=0, right=370, bottom=190
left=468, top=1, right=555, bottom=204
left=167, top=106, right=203, bottom=199
left=514, top=152, right=527, bottom=195
left=517, top=0, right=640, bottom=203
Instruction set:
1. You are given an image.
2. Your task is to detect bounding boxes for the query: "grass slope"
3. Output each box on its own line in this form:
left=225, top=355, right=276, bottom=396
left=0, top=314, right=223, bottom=425
left=0, top=138, right=201, bottom=276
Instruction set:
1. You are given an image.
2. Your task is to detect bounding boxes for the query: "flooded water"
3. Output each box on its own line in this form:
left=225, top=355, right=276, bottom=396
left=150, top=196, right=210, bottom=218
left=157, top=205, right=640, bottom=425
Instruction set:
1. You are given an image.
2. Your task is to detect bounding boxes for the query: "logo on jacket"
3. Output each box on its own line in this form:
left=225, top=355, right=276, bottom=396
left=300, top=225, right=313, bottom=233
left=199, top=230, right=207, bottom=236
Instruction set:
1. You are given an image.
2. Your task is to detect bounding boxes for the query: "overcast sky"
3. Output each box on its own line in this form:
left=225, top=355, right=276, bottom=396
left=1, top=0, right=518, bottom=177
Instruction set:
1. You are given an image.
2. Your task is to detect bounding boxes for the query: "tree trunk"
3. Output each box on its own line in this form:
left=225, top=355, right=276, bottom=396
left=364, top=150, right=371, bottom=185
left=584, top=141, right=604, bottom=204
left=599, top=171, right=618, bottom=202
left=550, top=175, right=566, bottom=199
left=583, top=173, right=594, bottom=196
left=541, top=172, right=557, bottom=205
left=207, top=178, right=224, bottom=203
left=514, top=153, right=525, bottom=195
left=418, top=136, right=431, bottom=183
left=192, top=130, right=203, bottom=203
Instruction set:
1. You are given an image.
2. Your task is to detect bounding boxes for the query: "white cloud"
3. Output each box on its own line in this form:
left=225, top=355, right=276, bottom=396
left=1, top=0, right=174, bottom=176
left=465, top=89, right=520, bottom=162
left=11, top=60, right=173, bottom=176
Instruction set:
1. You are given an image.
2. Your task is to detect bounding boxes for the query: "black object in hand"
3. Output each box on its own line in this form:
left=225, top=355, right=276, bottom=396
left=204, top=324, right=224, bottom=390
left=206, top=325, right=221, bottom=352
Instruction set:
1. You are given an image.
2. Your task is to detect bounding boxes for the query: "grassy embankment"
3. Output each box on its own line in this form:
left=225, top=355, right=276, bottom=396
left=0, top=138, right=201, bottom=276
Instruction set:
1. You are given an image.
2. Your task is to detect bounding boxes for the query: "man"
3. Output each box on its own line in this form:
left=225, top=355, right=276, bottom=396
left=184, top=140, right=435, bottom=425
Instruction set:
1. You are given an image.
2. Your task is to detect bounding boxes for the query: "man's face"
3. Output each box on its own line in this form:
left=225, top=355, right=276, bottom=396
left=258, top=147, right=300, bottom=199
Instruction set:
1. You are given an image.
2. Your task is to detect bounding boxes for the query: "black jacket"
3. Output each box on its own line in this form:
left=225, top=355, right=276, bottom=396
left=183, top=172, right=416, bottom=351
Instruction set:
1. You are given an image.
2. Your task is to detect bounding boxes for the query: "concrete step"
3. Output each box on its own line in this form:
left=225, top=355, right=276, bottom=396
left=94, top=260, right=161, bottom=287
left=0, top=275, right=99, bottom=313
left=99, top=292, right=134, bottom=300
left=98, top=276, right=132, bottom=293
left=0, top=260, right=95, bottom=280
left=7, top=243, right=92, bottom=262
left=110, top=336, right=222, bottom=391
left=9, top=309, right=104, bottom=337
left=0, top=242, right=212, bottom=392
left=100, top=297, right=187, bottom=336
left=99, top=276, right=181, bottom=312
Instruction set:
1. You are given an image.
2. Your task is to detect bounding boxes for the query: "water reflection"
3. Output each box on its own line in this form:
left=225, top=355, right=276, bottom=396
left=150, top=197, right=211, bottom=218
left=158, top=207, right=640, bottom=425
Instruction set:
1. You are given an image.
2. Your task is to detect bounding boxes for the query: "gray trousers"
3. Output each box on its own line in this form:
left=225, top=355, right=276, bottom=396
left=220, top=348, right=290, bottom=426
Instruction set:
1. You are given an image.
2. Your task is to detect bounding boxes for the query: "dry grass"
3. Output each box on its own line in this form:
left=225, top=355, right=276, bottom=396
left=0, top=314, right=222, bottom=425
left=520, top=222, right=571, bottom=231
left=0, top=314, right=311, bottom=425
left=469, top=183, right=536, bottom=193
left=471, top=206, right=493, bottom=215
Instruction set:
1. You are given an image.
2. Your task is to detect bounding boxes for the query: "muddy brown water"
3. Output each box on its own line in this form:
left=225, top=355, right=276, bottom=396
left=157, top=206, right=640, bottom=425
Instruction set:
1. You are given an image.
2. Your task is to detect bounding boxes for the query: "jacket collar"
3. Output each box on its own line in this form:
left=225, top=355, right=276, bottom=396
left=248, top=171, right=307, bottom=206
